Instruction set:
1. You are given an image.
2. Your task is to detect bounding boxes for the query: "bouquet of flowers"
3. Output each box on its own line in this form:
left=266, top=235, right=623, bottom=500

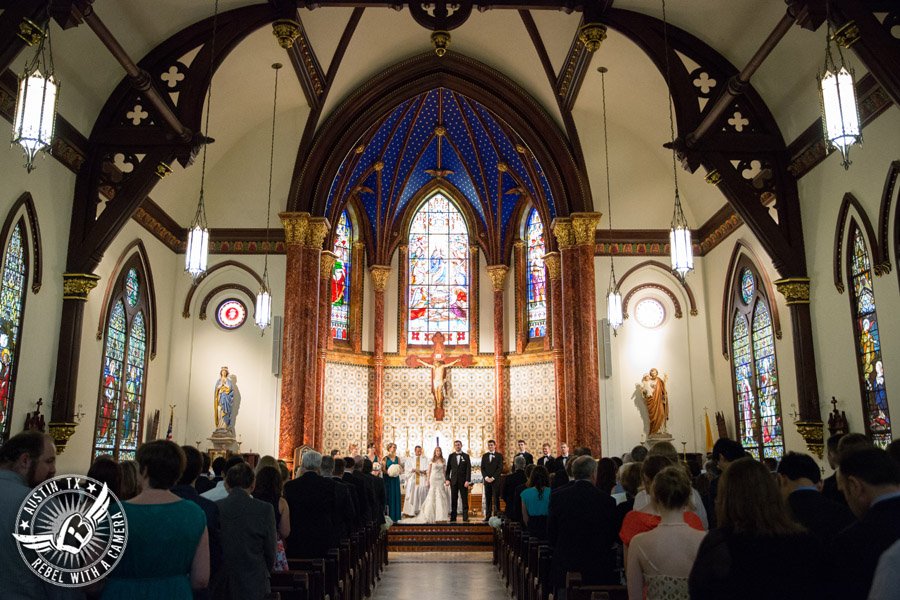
left=488, top=516, right=502, bottom=529
left=387, top=463, right=401, bottom=477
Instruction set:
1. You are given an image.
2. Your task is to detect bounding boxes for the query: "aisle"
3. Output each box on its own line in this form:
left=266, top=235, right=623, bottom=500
left=371, top=552, right=512, bottom=600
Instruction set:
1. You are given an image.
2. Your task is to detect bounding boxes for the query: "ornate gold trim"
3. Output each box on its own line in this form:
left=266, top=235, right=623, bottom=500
left=497, top=161, right=509, bottom=172
left=279, top=212, right=309, bottom=245
left=543, top=252, right=561, bottom=281
left=48, top=422, right=78, bottom=456
left=272, top=19, right=301, bottom=49
left=62, top=273, right=101, bottom=301
left=579, top=23, right=608, bottom=52
left=795, top=421, right=824, bottom=459
left=704, top=169, right=722, bottom=186
left=832, top=21, right=860, bottom=49
left=17, top=18, right=42, bottom=46
left=369, top=265, right=392, bottom=292
left=431, top=30, right=451, bottom=57
left=320, top=251, right=338, bottom=279
left=774, top=277, right=810, bottom=305
left=155, top=162, right=173, bottom=179
left=374, top=161, right=384, bottom=171
left=486, top=265, right=509, bottom=292
left=571, top=212, right=603, bottom=246
left=305, top=218, right=330, bottom=249
left=552, top=218, right=575, bottom=250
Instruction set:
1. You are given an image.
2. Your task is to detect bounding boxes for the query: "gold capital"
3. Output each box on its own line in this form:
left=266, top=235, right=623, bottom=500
left=571, top=212, right=603, bottom=246
left=579, top=23, right=608, bottom=52
left=369, top=265, right=392, bottom=292
left=62, top=273, right=101, bottom=301
left=48, top=422, right=79, bottom=455
left=774, top=277, right=810, bottom=305
left=486, top=265, right=509, bottom=292
left=552, top=218, right=575, bottom=250
left=279, top=212, right=309, bottom=245
left=272, top=19, right=301, bottom=49
left=513, top=239, right=526, bottom=250
left=795, top=421, right=824, bottom=459
left=305, top=217, right=331, bottom=249
left=543, top=252, right=561, bottom=281
left=320, top=251, right=338, bottom=279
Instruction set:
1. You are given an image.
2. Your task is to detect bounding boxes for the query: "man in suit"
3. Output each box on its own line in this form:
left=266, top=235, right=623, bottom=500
left=345, top=456, right=373, bottom=524
left=284, top=450, right=349, bottom=558
left=833, top=448, right=900, bottom=599
left=332, top=456, right=362, bottom=531
left=195, top=453, right=216, bottom=494
left=776, top=451, right=854, bottom=542
left=547, top=456, right=618, bottom=595
left=321, top=454, right=359, bottom=538
left=503, top=455, right=527, bottom=519
left=537, top=442, right=555, bottom=470
left=555, top=442, right=571, bottom=473
left=446, top=439, right=471, bottom=522
left=821, top=434, right=845, bottom=505
left=515, top=439, right=534, bottom=466
left=216, top=463, right=276, bottom=600
left=481, top=439, right=503, bottom=520
left=363, top=457, right=386, bottom=524
left=352, top=455, right=378, bottom=525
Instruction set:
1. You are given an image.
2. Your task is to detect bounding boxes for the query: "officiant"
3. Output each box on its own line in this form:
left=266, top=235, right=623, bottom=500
left=403, top=445, right=429, bottom=517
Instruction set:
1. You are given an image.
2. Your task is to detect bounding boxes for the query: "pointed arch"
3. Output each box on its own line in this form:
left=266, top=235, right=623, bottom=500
left=834, top=193, right=883, bottom=293
left=182, top=260, right=264, bottom=319
left=721, top=240, right=782, bottom=359
left=96, top=240, right=158, bottom=360
left=0, top=217, right=30, bottom=441
left=330, top=209, right=353, bottom=341
left=0, top=193, right=41, bottom=295
left=876, top=160, right=899, bottom=277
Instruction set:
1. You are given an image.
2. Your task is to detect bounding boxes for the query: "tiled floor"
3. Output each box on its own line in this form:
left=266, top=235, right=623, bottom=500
left=371, top=552, right=513, bottom=600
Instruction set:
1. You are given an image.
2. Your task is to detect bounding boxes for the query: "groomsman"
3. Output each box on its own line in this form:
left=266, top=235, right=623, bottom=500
left=446, top=440, right=471, bottom=522
left=555, top=442, right=571, bottom=472
left=481, top=439, right=503, bottom=520
left=515, top=440, right=534, bottom=467
left=537, top=443, right=555, bottom=469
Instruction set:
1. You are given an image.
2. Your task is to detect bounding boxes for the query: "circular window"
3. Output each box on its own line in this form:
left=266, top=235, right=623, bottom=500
left=216, top=299, right=247, bottom=329
left=741, top=268, right=755, bottom=304
left=634, top=298, right=665, bottom=328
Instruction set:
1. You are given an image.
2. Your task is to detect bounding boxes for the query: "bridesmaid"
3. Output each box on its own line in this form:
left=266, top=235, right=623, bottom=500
left=384, top=443, right=402, bottom=522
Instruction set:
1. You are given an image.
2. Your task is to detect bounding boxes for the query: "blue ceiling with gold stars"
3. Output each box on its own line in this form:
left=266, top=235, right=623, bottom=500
left=325, top=88, right=556, bottom=247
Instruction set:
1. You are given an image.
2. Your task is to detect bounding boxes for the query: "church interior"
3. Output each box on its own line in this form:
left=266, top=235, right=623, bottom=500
left=1, top=0, right=898, bottom=480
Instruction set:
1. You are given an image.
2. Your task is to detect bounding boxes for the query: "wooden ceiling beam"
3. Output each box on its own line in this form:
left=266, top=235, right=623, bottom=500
left=286, top=13, right=325, bottom=110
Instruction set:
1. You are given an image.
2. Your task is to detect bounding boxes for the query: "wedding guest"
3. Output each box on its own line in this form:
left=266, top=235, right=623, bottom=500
left=537, top=442, right=555, bottom=469
left=255, top=455, right=279, bottom=473
left=503, top=455, right=527, bottom=518
left=120, top=459, right=142, bottom=500
left=821, top=433, right=845, bottom=505
left=252, top=466, right=291, bottom=540
left=285, top=451, right=345, bottom=558
left=202, top=455, right=245, bottom=501
left=88, top=454, right=122, bottom=498
left=330, top=456, right=362, bottom=532
left=197, top=457, right=225, bottom=494
left=706, top=438, right=746, bottom=528
left=101, top=440, right=209, bottom=600
left=631, top=445, right=648, bottom=463
left=383, top=443, right=402, bottom=521
left=277, top=459, right=291, bottom=483
left=515, top=439, right=534, bottom=466
left=633, top=443, right=708, bottom=529
left=346, top=456, right=374, bottom=524
left=321, top=455, right=357, bottom=538
left=481, top=439, right=503, bottom=520
left=615, top=463, right=642, bottom=532
left=195, top=453, right=215, bottom=494
left=511, top=464, right=536, bottom=524
left=688, top=457, right=824, bottom=600
left=776, top=451, right=853, bottom=542
left=216, top=463, right=276, bottom=600
left=521, top=465, right=551, bottom=539
left=363, top=457, right=387, bottom=523
left=596, top=458, right=618, bottom=495
left=627, top=466, right=705, bottom=600
left=869, top=539, right=900, bottom=600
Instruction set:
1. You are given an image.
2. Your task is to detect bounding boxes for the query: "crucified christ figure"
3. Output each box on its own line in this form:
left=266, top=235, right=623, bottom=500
left=417, top=356, right=461, bottom=417
left=405, top=331, right=473, bottom=420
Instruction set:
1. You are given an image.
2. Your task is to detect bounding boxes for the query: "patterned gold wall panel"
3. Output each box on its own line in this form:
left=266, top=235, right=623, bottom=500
left=322, top=361, right=373, bottom=454
left=505, top=362, right=557, bottom=459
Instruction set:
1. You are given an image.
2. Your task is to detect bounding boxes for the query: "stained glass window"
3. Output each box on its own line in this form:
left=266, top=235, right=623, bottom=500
left=331, top=210, right=352, bottom=340
left=525, top=209, right=547, bottom=338
left=408, top=193, right=469, bottom=345
left=635, top=298, right=665, bottom=329
left=216, top=299, right=246, bottom=329
left=94, top=256, right=151, bottom=460
left=0, top=224, right=27, bottom=440
left=849, top=226, right=891, bottom=447
left=730, top=261, right=784, bottom=459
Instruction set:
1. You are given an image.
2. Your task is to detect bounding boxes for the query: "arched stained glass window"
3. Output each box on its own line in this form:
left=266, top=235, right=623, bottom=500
left=0, top=222, right=28, bottom=440
left=408, top=193, right=469, bottom=345
left=848, top=226, right=891, bottom=447
left=94, top=255, right=151, bottom=460
left=331, top=210, right=351, bottom=340
left=730, top=261, right=784, bottom=459
left=525, top=209, right=547, bottom=338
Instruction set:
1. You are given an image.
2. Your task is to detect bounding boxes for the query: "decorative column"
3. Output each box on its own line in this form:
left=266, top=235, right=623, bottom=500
left=278, top=212, right=308, bottom=462
left=552, top=218, right=579, bottom=448
left=513, top=240, right=527, bottom=354
left=349, top=241, right=365, bottom=353
left=487, top=265, right=509, bottom=454
left=469, top=245, right=479, bottom=355
left=571, top=212, right=603, bottom=456
left=398, top=245, right=409, bottom=356
left=370, top=265, right=392, bottom=453
left=544, top=252, right=567, bottom=451
left=775, top=277, right=824, bottom=458
left=315, top=251, right=338, bottom=450
left=49, top=273, right=101, bottom=454
left=301, top=218, right=329, bottom=447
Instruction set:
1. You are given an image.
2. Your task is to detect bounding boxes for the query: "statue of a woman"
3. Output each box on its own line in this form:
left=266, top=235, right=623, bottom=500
left=640, top=368, right=669, bottom=435
left=214, top=366, right=235, bottom=431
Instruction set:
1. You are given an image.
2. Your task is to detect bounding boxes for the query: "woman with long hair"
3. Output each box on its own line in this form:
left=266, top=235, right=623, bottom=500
left=403, top=446, right=450, bottom=524
left=688, top=457, right=825, bottom=599
left=521, top=465, right=551, bottom=539
left=383, top=442, right=402, bottom=521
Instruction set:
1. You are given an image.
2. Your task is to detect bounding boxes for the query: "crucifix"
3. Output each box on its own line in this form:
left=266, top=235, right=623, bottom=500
left=405, top=332, right=472, bottom=421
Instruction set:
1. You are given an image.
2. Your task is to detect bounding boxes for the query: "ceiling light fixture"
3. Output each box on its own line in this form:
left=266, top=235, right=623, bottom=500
left=12, top=16, right=59, bottom=173
left=599, top=67, right=622, bottom=335
left=256, top=63, right=281, bottom=334
left=818, top=4, right=861, bottom=170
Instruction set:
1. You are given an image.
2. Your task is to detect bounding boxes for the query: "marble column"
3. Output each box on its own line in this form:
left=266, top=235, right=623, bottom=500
left=349, top=241, right=365, bottom=354
left=543, top=252, right=566, bottom=451
left=315, top=251, right=338, bottom=450
left=513, top=241, right=526, bottom=354
left=468, top=245, right=479, bottom=355
left=487, top=265, right=509, bottom=454
left=552, top=218, right=579, bottom=449
left=300, top=218, right=329, bottom=447
left=370, top=265, right=392, bottom=453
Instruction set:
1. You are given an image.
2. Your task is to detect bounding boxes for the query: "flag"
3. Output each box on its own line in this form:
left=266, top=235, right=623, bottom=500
left=166, top=406, right=174, bottom=441
left=705, top=411, right=714, bottom=452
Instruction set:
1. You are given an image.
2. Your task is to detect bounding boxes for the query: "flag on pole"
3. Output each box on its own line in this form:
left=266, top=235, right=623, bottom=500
left=704, top=410, right=714, bottom=452
left=166, top=406, right=174, bottom=441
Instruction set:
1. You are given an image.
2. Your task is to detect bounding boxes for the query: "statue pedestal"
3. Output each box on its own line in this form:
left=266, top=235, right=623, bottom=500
left=209, top=429, right=237, bottom=453
left=647, top=432, right=674, bottom=448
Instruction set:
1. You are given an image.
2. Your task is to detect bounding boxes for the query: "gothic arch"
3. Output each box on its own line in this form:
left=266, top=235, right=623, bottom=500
left=834, top=193, right=882, bottom=293
left=721, top=240, right=782, bottom=359
left=96, top=240, right=158, bottom=359
left=182, top=260, right=263, bottom=319
left=876, top=160, right=900, bottom=278
left=0, top=192, right=42, bottom=294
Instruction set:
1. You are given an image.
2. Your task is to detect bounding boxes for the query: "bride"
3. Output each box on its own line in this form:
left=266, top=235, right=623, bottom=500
left=403, top=447, right=450, bottom=524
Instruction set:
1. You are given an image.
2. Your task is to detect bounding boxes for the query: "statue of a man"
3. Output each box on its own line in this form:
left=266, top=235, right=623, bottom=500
left=214, top=366, right=236, bottom=431
left=640, top=368, right=669, bottom=435
left=417, top=356, right=461, bottom=415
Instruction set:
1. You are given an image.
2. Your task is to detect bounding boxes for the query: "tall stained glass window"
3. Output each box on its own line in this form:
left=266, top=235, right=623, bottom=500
left=848, top=226, right=891, bottom=447
left=730, top=265, right=784, bottom=459
left=408, top=193, right=469, bottom=345
left=0, top=223, right=28, bottom=440
left=525, top=209, right=547, bottom=338
left=93, top=255, right=151, bottom=460
left=331, top=210, right=351, bottom=340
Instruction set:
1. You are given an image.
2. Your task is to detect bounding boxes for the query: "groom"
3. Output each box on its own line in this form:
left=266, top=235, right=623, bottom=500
left=445, top=439, right=471, bottom=522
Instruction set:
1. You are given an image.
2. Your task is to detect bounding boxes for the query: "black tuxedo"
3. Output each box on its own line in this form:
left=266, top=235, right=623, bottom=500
left=343, top=472, right=371, bottom=524
left=555, top=455, right=571, bottom=473
left=446, top=451, right=471, bottom=520
left=284, top=472, right=349, bottom=559
left=821, top=473, right=848, bottom=507
left=353, top=471, right=378, bottom=524
left=502, top=470, right=527, bottom=519
left=515, top=451, right=534, bottom=466
left=832, top=495, right=900, bottom=599
left=550, top=469, right=569, bottom=489
left=332, top=478, right=359, bottom=539
left=334, top=476, right=362, bottom=531
left=481, top=451, right=503, bottom=518
left=369, top=473, right=387, bottom=524
left=537, top=454, right=555, bottom=470
left=787, top=488, right=854, bottom=542
left=547, top=479, right=617, bottom=589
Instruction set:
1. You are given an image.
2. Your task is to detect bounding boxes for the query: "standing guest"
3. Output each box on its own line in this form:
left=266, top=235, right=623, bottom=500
left=195, top=453, right=214, bottom=494
left=120, top=459, right=142, bottom=500
left=102, top=440, right=209, bottom=600
left=172, top=445, right=223, bottom=600
left=615, top=463, right=642, bottom=533
left=547, top=456, right=618, bottom=595
left=706, top=438, right=746, bottom=528
left=383, top=443, right=402, bottom=521
left=503, top=455, right=528, bottom=517
left=688, top=458, right=824, bottom=600
left=512, top=464, right=536, bottom=524
left=537, top=443, right=555, bottom=469
left=631, top=445, right=649, bottom=463
left=627, top=466, right=706, bottom=600
left=832, top=448, right=900, bottom=599
left=551, top=453, right=573, bottom=489
left=346, top=456, right=375, bottom=524
left=284, top=451, right=350, bottom=558
left=887, top=439, right=900, bottom=466
left=363, top=457, right=387, bottom=523
left=481, top=439, right=503, bottom=520
left=869, top=538, right=900, bottom=600
left=634, top=443, right=708, bottom=529
left=0, top=431, right=59, bottom=600
left=202, top=455, right=245, bottom=501
left=775, top=451, right=853, bottom=542
left=404, top=445, right=430, bottom=518
left=556, top=442, right=571, bottom=473
left=255, top=455, right=279, bottom=473
left=216, top=463, right=276, bottom=600
left=821, top=433, right=845, bottom=505
left=321, top=455, right=357, bottom=539
left=330, top=449, right=340, bottom=457
left=252, top=466, right=291, bottom=540
left=198, top=456, right=225, bottom=494
left=521, top=465, right=551, bottom=539
left=330, top=457, right=362, bottom=532
left=446, top=439, right=471, bottom=522
left=276, top=459, right=291, bottom=483
left=596, top=458, right=618, bottom=495
left=515, top=439, right=534, bottom=466
left=88, top=454, right=122, bottom=498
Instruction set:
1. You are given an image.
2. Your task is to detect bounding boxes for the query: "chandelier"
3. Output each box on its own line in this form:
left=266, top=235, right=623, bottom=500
left=256, top=63, right=282, bottom=333
left=12, top=18, right=59, bottom=173
left=818, top=11, right=861, bottom=169
left=598, top=67, right=622, bottom=334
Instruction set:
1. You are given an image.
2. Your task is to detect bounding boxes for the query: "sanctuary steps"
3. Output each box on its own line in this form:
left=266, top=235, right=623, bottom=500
left=388, top=523, right=494, bottom=552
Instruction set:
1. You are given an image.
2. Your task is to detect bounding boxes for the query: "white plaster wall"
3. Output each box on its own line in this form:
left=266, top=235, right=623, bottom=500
left=504, top=260, right=516, bottom=353
left=361, top=252, right=374, bottom=353
left=383, top=250, right=399, bottom=353
left=478, top=249, right=493, bottom=353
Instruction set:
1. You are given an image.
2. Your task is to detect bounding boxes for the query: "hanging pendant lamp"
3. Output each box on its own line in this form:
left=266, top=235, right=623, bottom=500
left=12, top=17, right=59, bottom=173
left=818, top=9, right=861, bottom=169
left=598, top=67, right=623, bottom=334
left=256, top=63, right=282, bottom=334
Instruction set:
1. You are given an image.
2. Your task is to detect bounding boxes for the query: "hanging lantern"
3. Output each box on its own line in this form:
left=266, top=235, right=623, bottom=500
left=669, top=193, right=693, bottom=281
left=607, top=282, right=623, bottom=334
left=185, top=220, right=209, bottom=278
left=818, top=24, right=861, bottom=169
left=255, top=282, right=272, bottom=331
left=12, top=21, right=59, bottom=173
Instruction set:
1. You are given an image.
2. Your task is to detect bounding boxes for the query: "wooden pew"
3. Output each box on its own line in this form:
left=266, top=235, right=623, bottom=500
left=269, top=571, right=310, bottom=600
left=286, top=558, right=327, bottom=600
left=564, top=573, right=627, bottom=600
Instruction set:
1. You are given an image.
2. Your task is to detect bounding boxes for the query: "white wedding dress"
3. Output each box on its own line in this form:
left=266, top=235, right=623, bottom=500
left=402, top=460, right=450, bottom=524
